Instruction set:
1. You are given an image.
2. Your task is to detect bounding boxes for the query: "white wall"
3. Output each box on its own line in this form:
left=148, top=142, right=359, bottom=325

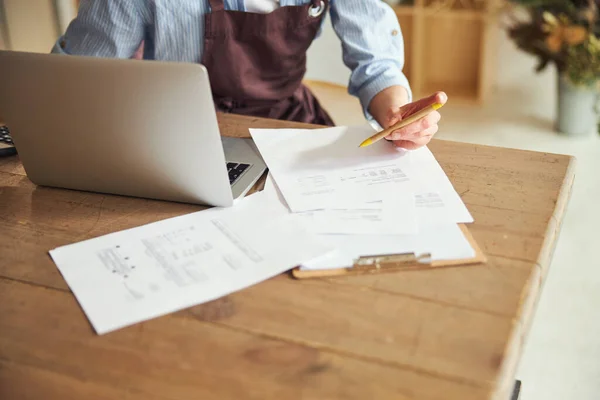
left=54, top=0, right=77, bottom=33
left=306, top=16, right=351, bottom=86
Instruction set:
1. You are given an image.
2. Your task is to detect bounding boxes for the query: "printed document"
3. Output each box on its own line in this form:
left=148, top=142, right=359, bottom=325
left=250, top=125, right=415, bottom=212
left=262, top=176, right=476, bottom=271
left=49, top=193, right=332, bottom=335
left=264, top=175, right=417, bottom=235
left=250, top=125, right=473, bottom=226
left=411, top=146, right=474, bottom=226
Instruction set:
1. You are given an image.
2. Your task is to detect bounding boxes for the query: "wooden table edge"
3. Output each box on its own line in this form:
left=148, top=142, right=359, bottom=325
left=490, top=155, right=576, bottom=400
left=538, top=156, right=577, bottom=277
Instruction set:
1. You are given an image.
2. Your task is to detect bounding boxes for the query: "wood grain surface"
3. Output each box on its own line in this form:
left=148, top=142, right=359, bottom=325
left=0, top=113, right=575, bottom=400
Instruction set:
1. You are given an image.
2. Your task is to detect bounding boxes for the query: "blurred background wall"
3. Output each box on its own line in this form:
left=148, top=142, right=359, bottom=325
left=0, top=0, right=66, bottom=53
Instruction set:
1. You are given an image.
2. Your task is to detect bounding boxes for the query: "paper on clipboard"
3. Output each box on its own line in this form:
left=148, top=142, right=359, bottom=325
left=263, top=175, right=418, bottom=235
left=298, top=224, right=476, bottom=271
left=262, top=175, right=476, bottom=271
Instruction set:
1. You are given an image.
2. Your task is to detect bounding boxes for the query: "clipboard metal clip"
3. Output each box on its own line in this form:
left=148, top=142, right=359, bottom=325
left=292, top=225, right=485, bottom=279
left=352, top=252, right=432, bottom=273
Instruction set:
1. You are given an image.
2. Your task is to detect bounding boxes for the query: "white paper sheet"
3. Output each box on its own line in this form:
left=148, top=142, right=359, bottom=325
left=249, top=125, right=473, bottom=227
left=410, top=147, right=474, bottom=226
left=250, top=125, right=415, bottom=212
left=49, top=192, right=333, bottom=335
left=299, top=224, right=476, bottom=271
left=263, top=175, right=418, bottom=235
left=261, top=176, right=475, bottom=271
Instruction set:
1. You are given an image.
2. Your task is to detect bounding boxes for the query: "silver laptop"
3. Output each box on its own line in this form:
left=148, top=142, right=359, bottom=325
left=0, top=50, right=266, bottom=207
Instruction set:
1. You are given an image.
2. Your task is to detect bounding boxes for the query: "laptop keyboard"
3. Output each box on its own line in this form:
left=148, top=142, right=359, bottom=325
left=0, top=125, right=17, bottom=156
left=227, top=162, right=250, bottom=185
left=0, top=126, right=13, bottom=144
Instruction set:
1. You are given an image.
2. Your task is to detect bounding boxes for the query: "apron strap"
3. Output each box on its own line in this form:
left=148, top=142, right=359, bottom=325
left=208, top=0, right=225, bottom=12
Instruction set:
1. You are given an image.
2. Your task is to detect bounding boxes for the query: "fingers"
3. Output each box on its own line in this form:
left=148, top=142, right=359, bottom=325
left=381, top=91, right=447, bottom=150
left=385, top=111, right=441, bottom=141
left=383, top=91, right=448, bottom=130
left=391, top=125, right=438, bottom=150
left=401, top=91, right=448, bottom=116
left=131, top=41, right=145, bottom=60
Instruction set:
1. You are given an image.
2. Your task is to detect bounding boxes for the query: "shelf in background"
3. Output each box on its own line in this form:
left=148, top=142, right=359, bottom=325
left=392, top=0, right=496, bottom=104
left=422, top=14, right=482, bottom=99
left=421, top=82, right=479, bottom=104
left=423, top=0, right=486, bottom=12
left=422, top=8, right=485, bottom=19
left=393, top=6, right=415, bottom=16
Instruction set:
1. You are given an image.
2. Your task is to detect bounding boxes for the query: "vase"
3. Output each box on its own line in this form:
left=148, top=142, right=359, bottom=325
left=556, top=74, right=599, bottom=137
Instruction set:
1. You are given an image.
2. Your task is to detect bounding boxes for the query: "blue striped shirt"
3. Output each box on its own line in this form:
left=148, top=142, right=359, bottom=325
left=52, top=0, right=412, bottom=119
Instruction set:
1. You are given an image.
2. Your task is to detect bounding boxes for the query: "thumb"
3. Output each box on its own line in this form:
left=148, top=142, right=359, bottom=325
left=400, top=91, right=448, bottom=117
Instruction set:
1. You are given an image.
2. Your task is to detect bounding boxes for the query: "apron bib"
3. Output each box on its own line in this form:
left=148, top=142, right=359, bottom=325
left=201, top=0, right=335, bottom=126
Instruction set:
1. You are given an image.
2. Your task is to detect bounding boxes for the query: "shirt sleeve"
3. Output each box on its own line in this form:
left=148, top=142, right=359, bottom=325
left=51, top=0, right=148, bottom=58
left=329, top=0, right=412, bottom=123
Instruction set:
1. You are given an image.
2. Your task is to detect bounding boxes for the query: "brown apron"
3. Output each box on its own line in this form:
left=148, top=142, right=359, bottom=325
left=201, top=0, right=335, bottom=126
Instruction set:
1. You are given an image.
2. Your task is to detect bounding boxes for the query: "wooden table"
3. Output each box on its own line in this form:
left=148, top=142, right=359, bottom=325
left=0, top=113, right=575, bottom=400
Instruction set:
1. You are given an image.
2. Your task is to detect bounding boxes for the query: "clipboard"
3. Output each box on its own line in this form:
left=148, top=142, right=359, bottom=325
left=292, top=224, right=486, bottom=279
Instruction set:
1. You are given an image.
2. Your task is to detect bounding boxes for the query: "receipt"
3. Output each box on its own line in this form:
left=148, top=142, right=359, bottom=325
left=49, top=193, right=332, bottom=334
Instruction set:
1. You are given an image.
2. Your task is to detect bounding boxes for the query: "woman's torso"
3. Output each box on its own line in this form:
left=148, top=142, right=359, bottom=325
left=138, top=0, right=323, bottom=62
